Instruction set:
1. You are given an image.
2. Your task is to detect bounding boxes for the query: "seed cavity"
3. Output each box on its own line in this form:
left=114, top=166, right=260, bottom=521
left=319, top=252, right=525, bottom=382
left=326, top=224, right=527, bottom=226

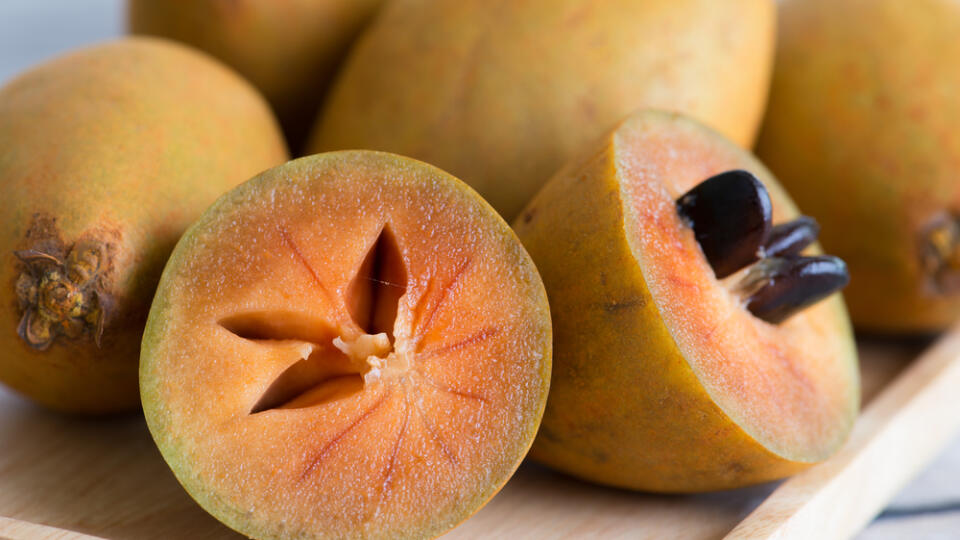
left=251, top=347, right=366, bottom=413
left=226, top=223, right=412, bottom=414
left=219, top=311, right=337, bottom=344
left=346, top=225, right=407, bottom=341
left=677, top=171, right=849, bottom=324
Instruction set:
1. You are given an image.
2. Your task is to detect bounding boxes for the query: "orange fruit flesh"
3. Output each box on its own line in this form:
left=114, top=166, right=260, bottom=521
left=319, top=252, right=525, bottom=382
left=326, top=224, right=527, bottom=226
left=615, top=120, right=858, bottom=462
left=141, top=151, right=551, bottom=539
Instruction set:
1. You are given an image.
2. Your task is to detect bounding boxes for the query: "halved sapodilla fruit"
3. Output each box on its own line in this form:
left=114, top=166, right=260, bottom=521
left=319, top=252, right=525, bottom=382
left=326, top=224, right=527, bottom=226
left=141, top=151, right=551, bottom=539
left=514, top=111, right=858, bottom=492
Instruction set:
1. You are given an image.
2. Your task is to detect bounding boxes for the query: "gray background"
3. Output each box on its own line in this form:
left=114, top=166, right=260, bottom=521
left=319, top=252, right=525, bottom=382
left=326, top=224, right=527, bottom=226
left=0, top=1, right=125, bottom=83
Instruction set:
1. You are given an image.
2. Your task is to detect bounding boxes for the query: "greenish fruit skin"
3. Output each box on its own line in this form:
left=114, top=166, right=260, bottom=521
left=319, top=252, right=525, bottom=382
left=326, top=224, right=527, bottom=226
left=0, top=37, right=288, bottom=413
left=514, top=111, right=859, bottom=492
left=311, top=0, right=775, bottom=220
left=129, top=0, right=384, bottom=151
left=756, top=0, right=960, bottom=333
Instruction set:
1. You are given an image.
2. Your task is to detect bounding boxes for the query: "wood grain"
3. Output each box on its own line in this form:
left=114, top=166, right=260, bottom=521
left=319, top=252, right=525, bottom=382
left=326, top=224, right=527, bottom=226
left=727, top=331, right=960, bottom=539
left=0, top=517, right=104, bottom=540
left=0, top=337, right=934, bottom=539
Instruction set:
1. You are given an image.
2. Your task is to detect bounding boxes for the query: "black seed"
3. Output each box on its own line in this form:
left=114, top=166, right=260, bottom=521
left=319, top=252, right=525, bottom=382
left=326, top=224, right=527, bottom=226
left=764, top=216, right=820, bottom=257
left=742, top=256, right=850, bottom=324
left=676, top=170, right=772, bottom=278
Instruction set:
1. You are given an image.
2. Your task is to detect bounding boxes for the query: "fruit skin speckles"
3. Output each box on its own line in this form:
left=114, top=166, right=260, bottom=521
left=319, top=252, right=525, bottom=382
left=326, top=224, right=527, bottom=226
left=0, top=38, right=287, bottom=413
left=756, top=0, right=960, bottom=332
left=311, top=0, right=775, bottom=220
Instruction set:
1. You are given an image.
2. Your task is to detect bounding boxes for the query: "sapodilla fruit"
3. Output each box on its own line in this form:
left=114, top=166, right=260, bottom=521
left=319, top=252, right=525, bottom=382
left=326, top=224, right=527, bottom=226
left=0, top=38, right=288, bottom=413
left=140, top=151, right=551, bottom=539
left=515, top=111, right=858, bottom=492
left=129, top=0, right=384, bottom=150
left=757, top=0, right=960, bottom=333
left=310, top=0, right=775, bottom=219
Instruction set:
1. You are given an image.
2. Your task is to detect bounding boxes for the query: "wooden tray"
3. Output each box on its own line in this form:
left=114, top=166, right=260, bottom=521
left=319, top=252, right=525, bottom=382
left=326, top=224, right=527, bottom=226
left=1, top=331, right=957, bottom=540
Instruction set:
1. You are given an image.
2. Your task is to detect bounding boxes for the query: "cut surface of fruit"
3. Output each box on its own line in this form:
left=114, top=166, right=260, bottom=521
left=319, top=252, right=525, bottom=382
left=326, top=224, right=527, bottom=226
left=615, top=118, right=857, bottom=461
left=141, top=151, right=551, bottom=539
left=516, top=111, right=858, bottom=491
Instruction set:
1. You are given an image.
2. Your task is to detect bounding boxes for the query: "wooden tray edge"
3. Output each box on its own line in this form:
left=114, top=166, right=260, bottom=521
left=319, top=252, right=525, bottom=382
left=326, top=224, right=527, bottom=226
left=0, top=516, right=106, bottom=540
left=726, top=327, right=960, bottom=540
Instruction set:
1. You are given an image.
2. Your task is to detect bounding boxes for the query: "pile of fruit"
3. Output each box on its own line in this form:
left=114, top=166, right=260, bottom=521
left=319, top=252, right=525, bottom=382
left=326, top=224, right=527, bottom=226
left=1, top=0, right=956, bottom=538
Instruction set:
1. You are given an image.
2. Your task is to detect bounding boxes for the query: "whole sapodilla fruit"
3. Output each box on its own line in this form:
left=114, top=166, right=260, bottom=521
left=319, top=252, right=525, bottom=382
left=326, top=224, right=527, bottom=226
left=141, top=151, right=551, bottom=539
left=311, top=0, right=775, bottom=219
left=0, top=37, right=288, bottom=413
left=756, top=0, right=960, bottom=333
left=515, top=111, right=859, bottom=492
left=129, top=0, right=383, bottom=150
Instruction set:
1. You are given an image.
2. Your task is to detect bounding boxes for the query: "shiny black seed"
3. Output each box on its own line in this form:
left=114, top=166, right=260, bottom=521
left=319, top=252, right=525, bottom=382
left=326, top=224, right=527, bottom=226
left=676, top=170, right=772, bottom=278
left=764, top=216, right=820, bottom=257
left=742, top=255, right=850, bottom=324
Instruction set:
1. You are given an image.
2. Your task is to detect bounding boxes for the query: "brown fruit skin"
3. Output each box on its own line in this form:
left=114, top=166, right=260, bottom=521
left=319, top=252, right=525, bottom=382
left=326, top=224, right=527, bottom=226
left=513, top=112, right=858, bottom=492
left=0, top=37, right=288, bottom=414
left=756, top=0, right=960, bottom=333
left=129, top=0, right=383, bottom=151
left=310, top=0, right=775, bottom=220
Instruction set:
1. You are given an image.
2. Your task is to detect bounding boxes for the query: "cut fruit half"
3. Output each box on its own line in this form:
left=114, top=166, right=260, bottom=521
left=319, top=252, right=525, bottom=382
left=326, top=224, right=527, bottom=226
left=515, top=111, right=859, bottom=492
left=141, top=151, right=551, bottom=539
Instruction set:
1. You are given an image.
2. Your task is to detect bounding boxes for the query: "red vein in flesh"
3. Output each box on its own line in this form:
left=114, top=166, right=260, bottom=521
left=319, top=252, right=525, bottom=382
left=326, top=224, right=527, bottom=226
left=380, top=398, right=411, bottom=498
left=412, top=397, right=458, bottom=467
left=415, top=369, right=489, bottom=404
left=278, top=225, right=338, bottom=317
left=414, top=257, right=472, bottom=350
left=417, top=326, right=500, bottom=361
left=299, top=390, right=391, bottom=482
left=406, top=274, right=436, bottom=340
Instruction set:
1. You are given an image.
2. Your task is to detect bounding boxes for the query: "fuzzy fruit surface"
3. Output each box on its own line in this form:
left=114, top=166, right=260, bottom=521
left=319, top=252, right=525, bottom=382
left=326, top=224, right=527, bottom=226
left=757, top=0, right=960, bottom=333
left=140, top=151, right=551, bottom=539
left=515, top=111, right=859, bottom=492
left=311, top=0, right=775, bottom=220
left=129, top=0, right=383, bottom=151
left=0, top=37, right=288, bottom=413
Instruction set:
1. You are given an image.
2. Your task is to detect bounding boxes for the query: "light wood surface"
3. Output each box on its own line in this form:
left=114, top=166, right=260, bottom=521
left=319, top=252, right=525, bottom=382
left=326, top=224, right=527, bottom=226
left=0, top=336, right=939, bottom=539
left=0, top=517, right=104, bottom=540
left=728, top=330, right=960, bottom=540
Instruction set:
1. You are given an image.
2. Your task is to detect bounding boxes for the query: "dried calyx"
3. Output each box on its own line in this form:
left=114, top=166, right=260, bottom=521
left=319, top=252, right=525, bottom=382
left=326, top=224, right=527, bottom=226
left=677, top=170, right=849, bottom=323
left=919, top=212, right=960, bottom=294
left=14, top=241, right=106, bottom=350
